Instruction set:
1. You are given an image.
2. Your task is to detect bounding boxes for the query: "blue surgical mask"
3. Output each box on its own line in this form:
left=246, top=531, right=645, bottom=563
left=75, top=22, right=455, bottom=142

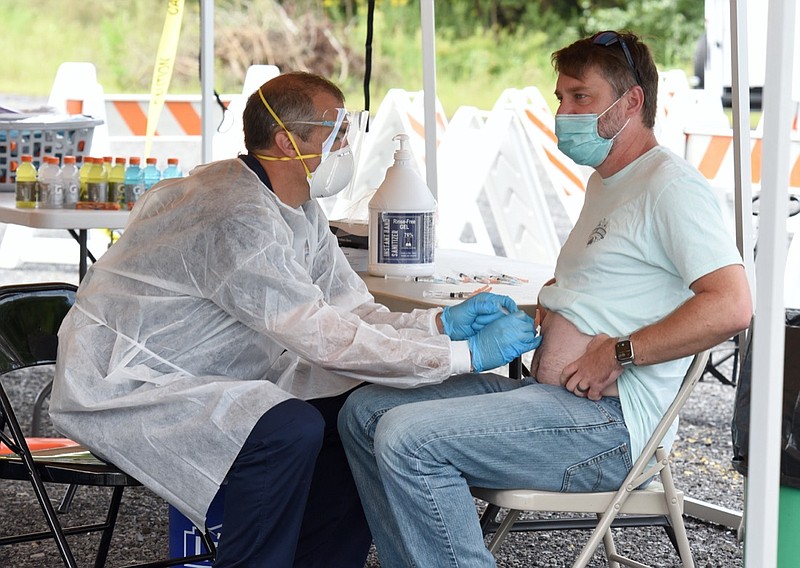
left=555, top=93, right=630, bottom=167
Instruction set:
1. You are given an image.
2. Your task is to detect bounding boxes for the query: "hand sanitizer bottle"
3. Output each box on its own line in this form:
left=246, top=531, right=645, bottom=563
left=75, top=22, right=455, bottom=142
left=368, top=134, right=437, bottom=277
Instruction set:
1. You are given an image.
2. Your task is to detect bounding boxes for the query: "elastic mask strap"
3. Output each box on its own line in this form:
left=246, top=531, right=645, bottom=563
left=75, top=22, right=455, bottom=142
left=598, top=89, right=630, bottom=119
left=257, top=88, right=315, bottom=179
left=611, top=118, right=631, bottom=141
left=254, top=152, right=321, bottom=162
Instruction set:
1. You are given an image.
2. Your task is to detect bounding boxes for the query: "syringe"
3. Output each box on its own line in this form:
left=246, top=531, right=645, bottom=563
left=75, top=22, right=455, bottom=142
left=422, top=290, right=474, bottom=299
left=384, top=274, right=459, bottom=284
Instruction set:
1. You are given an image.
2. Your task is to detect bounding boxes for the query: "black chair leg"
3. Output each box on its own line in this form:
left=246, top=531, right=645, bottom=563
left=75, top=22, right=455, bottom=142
left=662, top=523, right=681, bottom=557
left=702, top=338, right=739, bottom=386
left=480, top=503, right=503, bottom=535
left=58, top=484, right=79, bottom=513
left=93, top=486, right=125, bottom=568
left=25, top=461, right=79, bottom=567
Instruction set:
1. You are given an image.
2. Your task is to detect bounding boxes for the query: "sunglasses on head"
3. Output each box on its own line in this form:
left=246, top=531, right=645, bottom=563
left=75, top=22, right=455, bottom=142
left=593, top=31, right=643, bottom=87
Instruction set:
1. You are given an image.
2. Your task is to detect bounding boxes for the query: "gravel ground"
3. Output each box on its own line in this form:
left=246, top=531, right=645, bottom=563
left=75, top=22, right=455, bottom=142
left=0, top=262, right=745, bottom=567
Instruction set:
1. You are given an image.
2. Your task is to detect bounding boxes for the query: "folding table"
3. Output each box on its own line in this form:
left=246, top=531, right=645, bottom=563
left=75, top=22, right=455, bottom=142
left=0, top=193, right=129, bottom=281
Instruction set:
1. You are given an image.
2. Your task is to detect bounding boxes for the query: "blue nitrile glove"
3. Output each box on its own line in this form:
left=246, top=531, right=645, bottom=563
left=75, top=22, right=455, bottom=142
left=441, top=292, right=519, bottom=341
left=467, top=311, right=542, bottom=372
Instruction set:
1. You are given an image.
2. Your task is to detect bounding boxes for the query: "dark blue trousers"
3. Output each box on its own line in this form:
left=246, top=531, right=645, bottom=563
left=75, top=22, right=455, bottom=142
left=295, top=390, right=372, bottom=567
left=213, top=390, right=372, bottom=568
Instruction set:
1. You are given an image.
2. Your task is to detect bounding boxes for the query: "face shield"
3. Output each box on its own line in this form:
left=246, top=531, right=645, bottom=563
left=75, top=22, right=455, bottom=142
left=297, top=108, right=369, bottom=199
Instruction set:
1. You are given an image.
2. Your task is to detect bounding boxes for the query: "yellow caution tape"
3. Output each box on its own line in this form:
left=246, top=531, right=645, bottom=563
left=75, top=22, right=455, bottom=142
left=145, top=0, right=185, bottom=158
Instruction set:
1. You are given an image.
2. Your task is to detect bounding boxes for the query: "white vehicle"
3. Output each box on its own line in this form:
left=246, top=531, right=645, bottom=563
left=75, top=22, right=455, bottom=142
left=698, top=0, right=800, bottom=108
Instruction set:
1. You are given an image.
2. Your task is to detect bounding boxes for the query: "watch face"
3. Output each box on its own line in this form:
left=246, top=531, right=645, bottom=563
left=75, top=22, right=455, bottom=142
left=615, top=339, right=633, bottom=362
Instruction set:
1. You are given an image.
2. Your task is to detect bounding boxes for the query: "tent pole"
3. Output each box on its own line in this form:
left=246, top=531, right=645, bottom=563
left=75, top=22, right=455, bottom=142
left=420, top=0, right=438, bottom=198
left=746, top=0, right=796, bottom=566
left=200, top=0, right=214, bottom=164
left=729, top=0, right=755, bottom=300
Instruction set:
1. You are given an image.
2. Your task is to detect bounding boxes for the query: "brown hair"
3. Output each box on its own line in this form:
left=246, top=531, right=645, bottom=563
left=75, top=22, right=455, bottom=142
left=242, top=71, right=345, bottom=153
left=551, top=31, right=658, bottom=128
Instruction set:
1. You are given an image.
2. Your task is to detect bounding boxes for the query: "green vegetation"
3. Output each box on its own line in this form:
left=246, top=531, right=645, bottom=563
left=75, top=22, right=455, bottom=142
left=1, top=0, right=704, bottom=116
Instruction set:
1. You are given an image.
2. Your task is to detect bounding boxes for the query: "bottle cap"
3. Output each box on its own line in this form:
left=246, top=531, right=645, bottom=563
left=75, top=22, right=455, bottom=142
left=21, top=155, right=33, bottom=162
left=167, top=158, right=179, bottom=165
left=103, top=156, right=113, bottom=163
left=146, top=157, right=158, bottom=164
left=130, top=156, right=141, bottom=165
left=115, top=157, right=126, bottom=164
left=63, top=156, right=76, bottom=164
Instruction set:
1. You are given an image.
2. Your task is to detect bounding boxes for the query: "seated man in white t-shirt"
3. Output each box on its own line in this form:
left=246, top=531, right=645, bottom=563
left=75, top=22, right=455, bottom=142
left=337, top=30, right=753, bottom=568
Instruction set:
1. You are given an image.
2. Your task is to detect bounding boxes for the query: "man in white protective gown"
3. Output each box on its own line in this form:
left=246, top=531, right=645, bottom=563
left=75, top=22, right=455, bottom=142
left=50, top=72, right=540, bottom=568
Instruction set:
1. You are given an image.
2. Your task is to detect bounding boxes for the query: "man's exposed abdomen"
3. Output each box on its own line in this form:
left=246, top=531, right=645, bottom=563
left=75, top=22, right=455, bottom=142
left=530, top=311, right=619, bottom=396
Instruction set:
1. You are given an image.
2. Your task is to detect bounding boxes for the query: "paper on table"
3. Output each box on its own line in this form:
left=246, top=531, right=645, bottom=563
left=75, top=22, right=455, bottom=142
left=341, top=247, right=368, bottom=272
left=329, top=219, right=368, bottom=237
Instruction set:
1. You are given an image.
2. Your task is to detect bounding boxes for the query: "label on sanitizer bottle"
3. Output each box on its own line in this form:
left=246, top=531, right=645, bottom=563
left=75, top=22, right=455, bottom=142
left=376, top=211, right=435, bottom=264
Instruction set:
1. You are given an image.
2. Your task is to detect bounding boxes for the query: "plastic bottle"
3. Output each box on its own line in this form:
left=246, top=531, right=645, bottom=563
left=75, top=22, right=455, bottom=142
left=15, top=155, right=38, bottom=208
left=86, top=156, right=108, bottom=205
left=58, top=155, right=81, bottom=209
left=143, top=157, right=161, bottom=191
left=79, top=156, right=94, bottom=202
left=124, top=157, right=145, bottom=210
left=368, top=134, right=437, bottom=277
left=102, top=156, right=113, bottom=180
left=162, top=157, right=183, bottom=179
left=37, top=156, right=63, bottom=208
left=108, top=157, right=126, bottom=207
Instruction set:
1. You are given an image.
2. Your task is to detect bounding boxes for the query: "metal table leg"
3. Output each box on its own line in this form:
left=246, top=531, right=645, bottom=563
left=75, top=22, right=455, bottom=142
left=68, top=229, right=97, bottom=281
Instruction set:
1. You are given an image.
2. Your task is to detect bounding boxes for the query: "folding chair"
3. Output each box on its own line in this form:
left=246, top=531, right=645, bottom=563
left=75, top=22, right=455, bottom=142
left=471, top=350, right=710, bottom=568
left=0, top=282, right=216, bottom=568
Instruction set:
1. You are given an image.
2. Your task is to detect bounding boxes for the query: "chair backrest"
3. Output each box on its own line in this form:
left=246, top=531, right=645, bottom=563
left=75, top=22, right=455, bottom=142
left=0, top=283, right=77, bottom=375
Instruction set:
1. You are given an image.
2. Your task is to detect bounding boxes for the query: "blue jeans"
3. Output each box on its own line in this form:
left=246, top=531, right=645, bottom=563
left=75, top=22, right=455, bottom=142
left=338, top=373, right=633, bottom=568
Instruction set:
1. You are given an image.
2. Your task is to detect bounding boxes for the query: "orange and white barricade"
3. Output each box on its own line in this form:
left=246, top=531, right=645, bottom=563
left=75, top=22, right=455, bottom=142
left=100, top=94, right=233, bottom=172
left=655, top=87, right=729, bottom=157
left=478, top=107, right=562, bottom=265
left=492, top=87, right=590, bottom=227
left=434, top=102, right=562, bottom=266
left=685, top=128, right=800, bottom=191
left=435, top=106, right=497, bottom=257
left=48, top=61, right=263, bottom=172
left=685, top=126, right=800, bottom=234
left=102, top=94, right=225, bottom=138
left=756, top=100, right=800, bottom=134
